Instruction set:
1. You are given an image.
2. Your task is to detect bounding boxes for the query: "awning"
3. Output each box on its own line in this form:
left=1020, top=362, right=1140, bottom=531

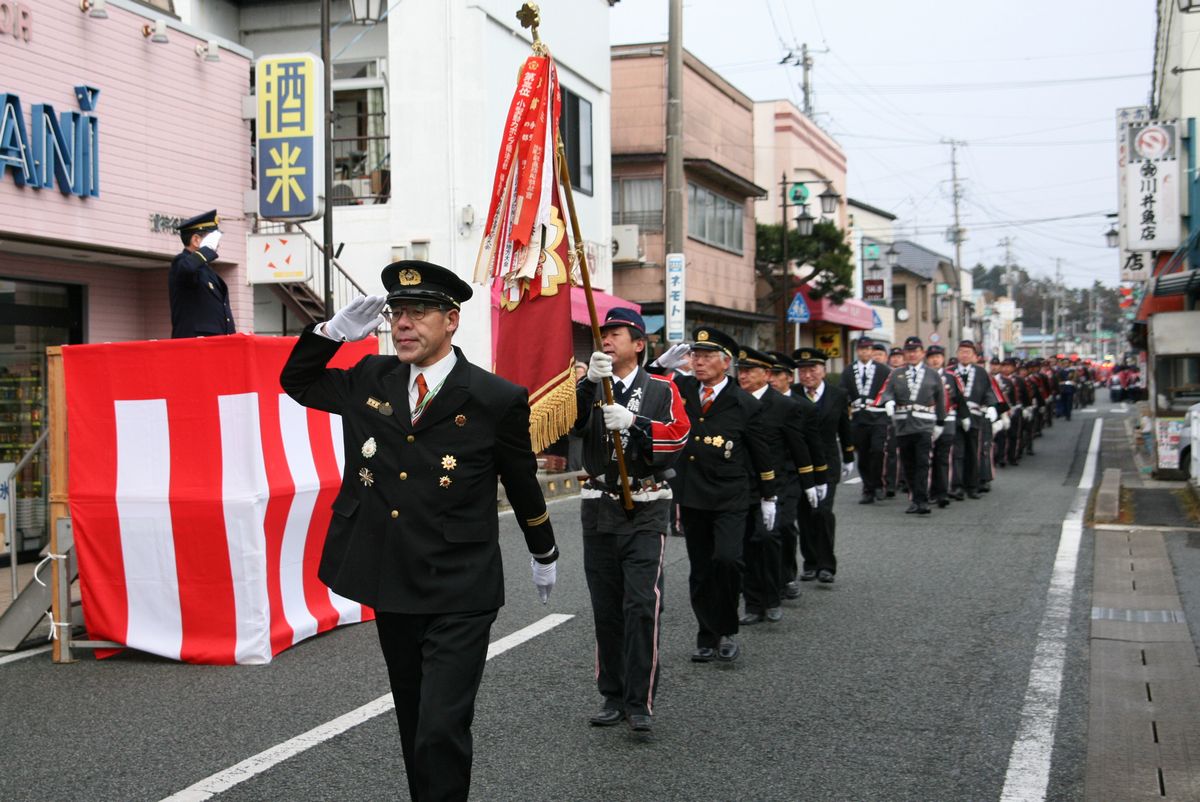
left=570, top=286, right=641, bottom=325
left=797, top=286, right=876, bottom=330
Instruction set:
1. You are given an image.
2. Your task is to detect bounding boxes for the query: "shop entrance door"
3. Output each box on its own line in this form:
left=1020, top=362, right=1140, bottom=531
left=0, top=277, right=83, bottom=557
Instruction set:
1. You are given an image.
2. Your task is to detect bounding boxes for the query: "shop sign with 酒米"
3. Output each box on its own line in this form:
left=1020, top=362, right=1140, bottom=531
left=256, top=53, right=324, bottom=222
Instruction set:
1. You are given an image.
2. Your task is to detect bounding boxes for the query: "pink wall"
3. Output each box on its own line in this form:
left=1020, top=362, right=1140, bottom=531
left=0, top=2, right=253, bottom=332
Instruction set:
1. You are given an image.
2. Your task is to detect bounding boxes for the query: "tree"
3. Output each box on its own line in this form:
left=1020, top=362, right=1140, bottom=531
left=755, top=220, right=856, bottom=304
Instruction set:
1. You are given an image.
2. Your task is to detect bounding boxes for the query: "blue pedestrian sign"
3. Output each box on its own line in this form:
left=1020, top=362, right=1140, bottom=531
left=786, top=292, right=810, bottom=323
left=871, top=309, right=883, bottom=328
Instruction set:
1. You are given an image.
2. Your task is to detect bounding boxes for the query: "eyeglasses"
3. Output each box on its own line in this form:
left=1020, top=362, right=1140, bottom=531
left=383, top=302, right=446, bottom=322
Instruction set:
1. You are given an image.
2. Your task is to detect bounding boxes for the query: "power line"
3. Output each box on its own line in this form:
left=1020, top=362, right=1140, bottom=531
left=820, top=72, right=1149, bottom=95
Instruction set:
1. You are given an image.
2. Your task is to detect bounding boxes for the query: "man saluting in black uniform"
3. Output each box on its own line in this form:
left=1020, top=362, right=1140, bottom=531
left=281, top=261, right=558, bottom=802
left=169, top=209, right=235, bottom=338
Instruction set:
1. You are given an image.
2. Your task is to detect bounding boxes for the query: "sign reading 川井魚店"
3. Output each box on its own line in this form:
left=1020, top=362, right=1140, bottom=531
left=256, top=53, right=324, bottom=222
left=1122, top=120, right=1180, bottom=254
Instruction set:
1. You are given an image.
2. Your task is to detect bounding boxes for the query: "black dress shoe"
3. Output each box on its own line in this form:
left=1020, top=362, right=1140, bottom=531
left=817, top=570, right=835, bottom=584
left=905, top=503, right=920, bottom=514
left=589, top=708, right=625, bottom=727
left=949, top=491, right=965, bottom=501
left=782, top=581, right=802, bottom=599
left=978, top=483, right=991, bottom=493
left=739, top=611, right=764, bottom=625
left=800, top=569, right=818, bottom=581
left=875, top=488, right=886, bottom=501
left=716, top=637, right=740, bottom=662
left=627, top=714, right=653, bottom=733
left=937, top=498, right=949, bottom=508
left=765, top=607, right=783, bottom=622
left=916, top=504, right=931, bottom=515
left=967, top=491, right=981, bottom=499
left=859, top=494, right=874, bottom=504
left=691, top=647, right=716, bottom=663
left=886, top=489, right=896, bottom=498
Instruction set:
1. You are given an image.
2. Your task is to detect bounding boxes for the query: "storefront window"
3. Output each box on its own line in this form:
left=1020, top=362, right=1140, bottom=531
left=0, top=278, right=82, bottom=554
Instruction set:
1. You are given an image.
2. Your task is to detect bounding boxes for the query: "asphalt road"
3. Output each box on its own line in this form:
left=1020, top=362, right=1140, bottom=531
left=0, top=408, right=1104, bottom=802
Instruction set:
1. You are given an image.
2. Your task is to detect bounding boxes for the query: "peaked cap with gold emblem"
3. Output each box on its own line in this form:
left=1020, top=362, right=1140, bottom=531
left=380, top=260, right=474, bottom=309
left=737, top=345, right=775, bottom=370
left=177, top=209, right=220, bottom=246
left=691, top=326, right=737, bottom=359
left=792, top=347, right=828, bottom=367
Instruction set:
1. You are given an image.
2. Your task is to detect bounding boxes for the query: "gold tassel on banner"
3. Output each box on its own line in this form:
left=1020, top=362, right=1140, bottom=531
left=527, top=357, right=578, bottom=453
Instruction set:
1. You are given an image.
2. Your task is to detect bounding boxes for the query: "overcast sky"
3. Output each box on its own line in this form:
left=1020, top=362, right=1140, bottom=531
left=610, top=0, right=1157, bottom=288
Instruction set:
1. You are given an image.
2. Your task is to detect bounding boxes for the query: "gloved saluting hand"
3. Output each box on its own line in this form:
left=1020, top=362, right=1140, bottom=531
left=601, top=403, right=635, bottom=431
left=322, top=294, right=387, bottom=342
left=651, top=343, right=691, bottom=371
left=587, top=351, right=613, bottom=383
left=199, top=230, right=223, bottom=253
left=531, top=556, right=557, bottom=604
left=760, top=497, right=777, bottom=530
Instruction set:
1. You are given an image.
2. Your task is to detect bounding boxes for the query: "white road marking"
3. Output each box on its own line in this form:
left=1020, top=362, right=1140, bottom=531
left=999, top=416, right=1102, bottom=802
left=0, top=644, right=52, bottom=666
left=843, top=477, right=862, bottom=485
left=161, top=613, right=574, bottom=802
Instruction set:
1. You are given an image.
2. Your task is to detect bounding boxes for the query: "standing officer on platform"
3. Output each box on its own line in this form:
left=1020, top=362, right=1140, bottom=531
left=280, top=261, right=559, bottom=802
left=765, top=351, right=826, bottom=600
left=169, top=210, right=236, bottom=339
left=878, top=336, right=946, bottom=515
left=575, top=308, right=690, bottom=735
left=841, top=336, right=891, bottom=504
left=652, top=327, right=775, bottom=663
left=793, top=347, right=853, bottom=583
left=950, top=340, right=999, bottom=500
left=736, top=346, right=819, bottom=625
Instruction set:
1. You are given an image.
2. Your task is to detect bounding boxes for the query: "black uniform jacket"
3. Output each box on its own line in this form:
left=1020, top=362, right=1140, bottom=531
left=787, top=390, right=828, bottom=485
left=953, top=364, right=999, bottom=418
left=800, top=381, right=855, bottom=480
left=280, top=326, right=555, bottom=614
left=840, top=360, right=891, bottom=425
left=753, top=387, right=817, bottom=494
left=670, top=375, right=776, bottom=510
left=168, top=247, right=236, bottom=338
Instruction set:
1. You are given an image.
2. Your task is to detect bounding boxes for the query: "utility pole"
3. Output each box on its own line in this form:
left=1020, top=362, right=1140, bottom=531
left=943, top=139, right=966, bottom=342
left=321, top=0, right=334, bottom=317
left=1052, top=258, right=1063, bottom=358
left=664, top=0, right=684, bottom=258
left=800, top=43, right=813, bottom=117
left=1041, top=307, right=1048, bottom=358
left=778, top=173, right=790, bottom=349
left=1000, top=236, right=1017, bottom=300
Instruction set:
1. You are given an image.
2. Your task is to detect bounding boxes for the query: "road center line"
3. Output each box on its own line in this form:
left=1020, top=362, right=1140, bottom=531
left=161, top=613, right=574, bottom=802
left=999, top=417, right=1102, bottom=802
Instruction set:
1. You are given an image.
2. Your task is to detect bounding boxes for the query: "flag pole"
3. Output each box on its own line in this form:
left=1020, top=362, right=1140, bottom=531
left=517, top=3, right=634, bottom=511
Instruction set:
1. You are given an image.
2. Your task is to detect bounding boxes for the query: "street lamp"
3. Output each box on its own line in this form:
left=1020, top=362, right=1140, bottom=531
left=818, top=184, right=840, bottom=215
left=349, top=0, right=385, bottom=22
left=1104, top=225, right=1119, bottom=248
left=885, top=243, right=899, bottom=267
left=795, top=204, right=815, bottom=237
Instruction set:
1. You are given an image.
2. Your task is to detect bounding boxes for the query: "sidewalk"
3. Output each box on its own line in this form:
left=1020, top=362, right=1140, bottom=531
left=1085, top=409, right=1200, bottom=801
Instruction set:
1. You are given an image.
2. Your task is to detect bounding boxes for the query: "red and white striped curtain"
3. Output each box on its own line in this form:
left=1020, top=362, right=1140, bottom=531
left=62, top=335, right=377, bottom=664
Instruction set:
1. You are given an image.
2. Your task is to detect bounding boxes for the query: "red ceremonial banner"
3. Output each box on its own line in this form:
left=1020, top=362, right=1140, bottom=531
left=62, top=334, right=377, bottom=664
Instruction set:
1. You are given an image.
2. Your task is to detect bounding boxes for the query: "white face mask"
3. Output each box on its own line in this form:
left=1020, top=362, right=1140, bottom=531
left=199, top=230, right=223, bottom=251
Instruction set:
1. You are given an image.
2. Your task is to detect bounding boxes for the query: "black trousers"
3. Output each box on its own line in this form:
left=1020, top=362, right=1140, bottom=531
left=779, top=496, right=800, bottom=587
left=375, top=609, right=497, bottom=802
left=930, top=432, right=956, bottom=501
left=952, top=420, right=981, bottom=493
left=978, top=419, right=995, bottom=483
left=1007, top=413, right=1025, bottom=464
left=898, top=432, right=932, bottom=505
left=682, top=506, right=745, bottom=648
left=583, top=529, right=666, bottom=717
left=851, top=418, right=888, bottom=495
left=798, top=479, right=838, bottom=574
left=884, top=425, right=900, bottom=492
left=744, top=485, right=795, bottom=612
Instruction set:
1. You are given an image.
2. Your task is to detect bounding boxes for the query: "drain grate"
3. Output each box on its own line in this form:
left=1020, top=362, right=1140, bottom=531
left=1091, top=607, right=1186, bottom=624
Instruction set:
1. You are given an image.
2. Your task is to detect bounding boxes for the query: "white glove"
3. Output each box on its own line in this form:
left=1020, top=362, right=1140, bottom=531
left=815, top=483, right=828, bottom=502
left=884, top=400, right=896, bottom=419
left=932, top=425, right=944, bottom=441
left=805, top=487, right=820, bottom=508
left=601, top=403, right=635, bottom=431
left=652, top=343, right=691, bottom=371
left=1023, top=408, right=1033, bottom=422
left=985, top=407, right=998, bottom=423
left=199, top=230, right=222, bottom=252
left=995, top=414, right=1008, bottom=433
left=841, top=463, right=852, bottom=480
left=322, top=294, right=387, bottom=342
left=531, top=557, right=557, bottom=604
left=760, top=498, right=777, bottom=530
left=586, top=351, right=613, bottom=383
left=961, top=418, right=972, bottom=432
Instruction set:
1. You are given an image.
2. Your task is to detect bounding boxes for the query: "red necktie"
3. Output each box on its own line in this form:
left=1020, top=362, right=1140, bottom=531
left=701, top=386, right=714, bottom=414
left=415, top=373, right=429, bottom=409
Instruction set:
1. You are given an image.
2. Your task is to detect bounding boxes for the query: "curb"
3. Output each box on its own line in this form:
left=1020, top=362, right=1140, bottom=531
left=498, top=471, right=584, bottom=511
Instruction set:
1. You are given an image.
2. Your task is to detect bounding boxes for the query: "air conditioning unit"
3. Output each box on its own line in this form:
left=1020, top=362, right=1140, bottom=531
left=612, top=224, right=641, bottom=264
left=330, top=178, right=373, bottom=206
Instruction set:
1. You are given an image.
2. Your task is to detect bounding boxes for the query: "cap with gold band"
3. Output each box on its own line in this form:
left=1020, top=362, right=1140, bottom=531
left=178, top=209, right=220, bottom=246
left=737, top=345, right=775, bottom=370
left=691, top=326, right=737, bottom=359
left=381, top=260, right=474, bottom=309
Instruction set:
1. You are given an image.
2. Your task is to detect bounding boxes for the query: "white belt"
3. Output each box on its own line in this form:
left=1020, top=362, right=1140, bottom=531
left=912, top=410, right=938, bottom=421
left=581, top=486, right=674, bottom=502
left=967, top=401, right=984, bottom=414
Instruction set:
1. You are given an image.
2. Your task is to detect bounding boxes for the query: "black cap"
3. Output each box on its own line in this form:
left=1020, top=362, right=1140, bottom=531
left=854, top=336, right=874, bottom=349
left=737, top=346, right=775, bottom=370
left=381, top=260, right=473, bottom=309
left=792, top=347, right=828, bottom=366
left=926, top=344, right=946, bottom=356
left=903, top=335, right=924, bottom=351
left=600, top=307, right=646, bottom=335
left=889, top=347, right=904, bottom=357
left=957, top=339, right=979, bottom=354
left=766, top=350, right=797, bottom=372
left=1002, top=357, right=1017, bottom=366
left=871, top=343, right=888, bottom=353
left=178, top=209, right=219, bottom=246
left=990, top=356, right=1001, bottom=365
left=691, top=326, right=737, bottom=359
